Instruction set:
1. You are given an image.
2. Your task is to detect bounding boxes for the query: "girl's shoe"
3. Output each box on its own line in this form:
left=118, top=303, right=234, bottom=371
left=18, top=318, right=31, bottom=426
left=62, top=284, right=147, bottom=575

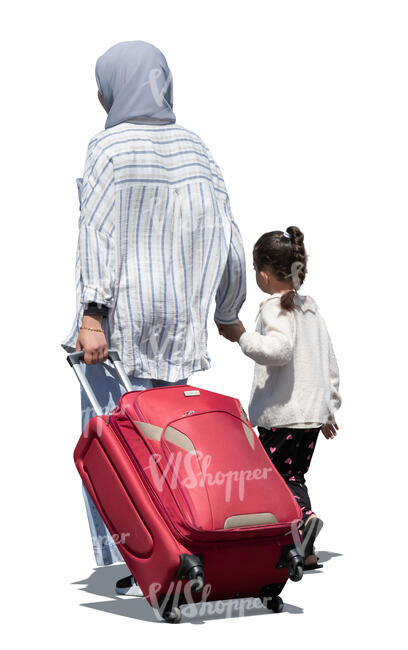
left=303, top=551, right=323, bottom=571
left=115, top=575, right=144, bottom=596
left=302, top=516, right=324, bottom=560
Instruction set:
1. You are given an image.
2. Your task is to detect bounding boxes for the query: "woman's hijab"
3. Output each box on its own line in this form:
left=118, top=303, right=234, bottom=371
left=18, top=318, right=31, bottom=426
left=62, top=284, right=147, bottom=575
left=95, top=40, right=176, bottom=129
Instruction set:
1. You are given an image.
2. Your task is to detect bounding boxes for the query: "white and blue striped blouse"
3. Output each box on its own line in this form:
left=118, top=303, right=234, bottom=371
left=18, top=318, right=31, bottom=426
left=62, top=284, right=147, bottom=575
left=61, top=122, right=246, bottom=381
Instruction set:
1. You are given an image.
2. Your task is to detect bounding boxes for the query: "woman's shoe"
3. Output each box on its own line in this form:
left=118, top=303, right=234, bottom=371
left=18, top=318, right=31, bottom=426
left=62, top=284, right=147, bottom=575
left=115, top=574, right=144, bottom=596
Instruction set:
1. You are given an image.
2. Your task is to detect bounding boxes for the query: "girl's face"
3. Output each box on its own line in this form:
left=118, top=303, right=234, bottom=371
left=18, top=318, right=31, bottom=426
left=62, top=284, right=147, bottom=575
left=253, top=256, right=292, bottom=295
left=253, top=259, right=272, bottom=293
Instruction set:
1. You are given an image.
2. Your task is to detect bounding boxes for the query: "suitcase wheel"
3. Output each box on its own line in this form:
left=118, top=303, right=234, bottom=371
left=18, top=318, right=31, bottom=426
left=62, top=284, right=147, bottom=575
left=264, top=595, right=284, bottom=613
left=288, top=554, right=304, bottom=582
left=162, top=605, right=182, bottom=624
left=259, top=585, right=285, bottom=613
left=289, top=563, right=303, bottom=582
left=175, top=554, right=205, bottom=593
left=189, top=573, right=204, bottom=593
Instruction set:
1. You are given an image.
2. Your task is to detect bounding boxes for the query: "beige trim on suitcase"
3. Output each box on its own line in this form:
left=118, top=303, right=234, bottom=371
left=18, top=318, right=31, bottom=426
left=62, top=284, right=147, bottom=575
left=134, top=421, right=162, bottom=441
left=224, top=512, right=278, bottom=528
left=134, top=421, right=197, bottom=455
left=241, top=421, right=255, bottom=449
left=164, top=426, right=197, bottom=455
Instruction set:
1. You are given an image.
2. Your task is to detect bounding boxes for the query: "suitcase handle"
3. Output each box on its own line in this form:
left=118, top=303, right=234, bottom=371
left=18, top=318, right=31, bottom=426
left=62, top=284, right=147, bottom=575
left=66, top=349, right=133, bottom=416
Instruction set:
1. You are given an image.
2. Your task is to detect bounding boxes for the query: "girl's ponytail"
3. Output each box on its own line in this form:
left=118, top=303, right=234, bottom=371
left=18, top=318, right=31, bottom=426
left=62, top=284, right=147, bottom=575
left=279, top=226, right=307, bottom=311
left=280, top=288, right=296, bottom=311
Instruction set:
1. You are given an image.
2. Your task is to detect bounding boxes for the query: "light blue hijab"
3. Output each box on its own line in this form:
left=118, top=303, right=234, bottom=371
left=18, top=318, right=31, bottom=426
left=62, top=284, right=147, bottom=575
left=95, top=41, right=176, bottom=129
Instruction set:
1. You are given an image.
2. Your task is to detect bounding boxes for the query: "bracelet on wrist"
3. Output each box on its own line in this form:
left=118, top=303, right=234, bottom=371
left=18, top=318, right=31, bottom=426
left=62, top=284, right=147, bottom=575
left=80, top=326, right=104, bottom=333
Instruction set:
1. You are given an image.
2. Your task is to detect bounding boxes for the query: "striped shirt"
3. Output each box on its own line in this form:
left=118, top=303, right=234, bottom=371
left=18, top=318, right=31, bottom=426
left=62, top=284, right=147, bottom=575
left=61, top=122, right=246, bottom=381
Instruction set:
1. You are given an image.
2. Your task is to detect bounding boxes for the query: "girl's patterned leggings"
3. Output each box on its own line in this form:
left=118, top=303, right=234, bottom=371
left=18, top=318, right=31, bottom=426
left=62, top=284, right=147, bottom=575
left=258, top=425, right=321, bottom=524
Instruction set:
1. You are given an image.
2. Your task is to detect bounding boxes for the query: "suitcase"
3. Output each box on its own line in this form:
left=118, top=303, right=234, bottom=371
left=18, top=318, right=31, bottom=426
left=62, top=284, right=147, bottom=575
left=68, top=350, right=304, bottom=622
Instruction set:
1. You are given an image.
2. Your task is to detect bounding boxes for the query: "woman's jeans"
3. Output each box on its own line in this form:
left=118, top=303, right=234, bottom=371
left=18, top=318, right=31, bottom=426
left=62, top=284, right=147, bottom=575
left=80, top=360, right=187, bottom=566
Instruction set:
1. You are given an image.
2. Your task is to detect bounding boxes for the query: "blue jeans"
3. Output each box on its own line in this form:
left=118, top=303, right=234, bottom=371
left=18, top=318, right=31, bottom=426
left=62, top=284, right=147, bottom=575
left=80, top=360, right=187, bottom=566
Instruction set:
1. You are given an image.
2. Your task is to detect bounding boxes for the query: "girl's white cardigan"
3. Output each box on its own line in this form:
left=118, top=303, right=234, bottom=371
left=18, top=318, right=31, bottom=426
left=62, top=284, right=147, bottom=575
left=239, top=293, right=341, bottom=429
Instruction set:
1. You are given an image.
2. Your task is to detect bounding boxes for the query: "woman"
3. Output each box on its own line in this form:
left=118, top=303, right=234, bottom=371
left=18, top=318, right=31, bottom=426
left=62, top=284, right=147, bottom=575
left=61, top=40, right=246, bottom=596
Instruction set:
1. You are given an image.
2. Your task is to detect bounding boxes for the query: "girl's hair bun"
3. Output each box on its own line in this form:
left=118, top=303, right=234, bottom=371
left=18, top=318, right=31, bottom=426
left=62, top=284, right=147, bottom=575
left=286, top=226, right=304, bottom=246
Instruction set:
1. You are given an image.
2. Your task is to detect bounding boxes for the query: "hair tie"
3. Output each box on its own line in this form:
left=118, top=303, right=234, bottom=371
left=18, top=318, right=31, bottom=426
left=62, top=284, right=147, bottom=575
left=282, top=231, right=292, bottom=239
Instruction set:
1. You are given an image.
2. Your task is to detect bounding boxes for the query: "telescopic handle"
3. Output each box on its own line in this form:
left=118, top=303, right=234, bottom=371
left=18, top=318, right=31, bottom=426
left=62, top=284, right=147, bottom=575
left=66, top=349, right=133, bottom=416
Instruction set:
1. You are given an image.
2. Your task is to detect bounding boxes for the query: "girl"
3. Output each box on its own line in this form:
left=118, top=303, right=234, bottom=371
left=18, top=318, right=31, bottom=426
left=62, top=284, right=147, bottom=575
left=220, top=226, right=341, bottom=569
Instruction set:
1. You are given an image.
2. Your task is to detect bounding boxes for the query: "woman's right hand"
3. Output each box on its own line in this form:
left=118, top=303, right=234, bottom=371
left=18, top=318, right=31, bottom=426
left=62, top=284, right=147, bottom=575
left=75, top=315, right=108, bottom=364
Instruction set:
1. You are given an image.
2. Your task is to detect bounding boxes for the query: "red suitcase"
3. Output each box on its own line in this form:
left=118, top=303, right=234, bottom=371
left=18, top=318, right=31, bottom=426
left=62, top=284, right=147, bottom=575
left=68, top=350, right=304, bottom=622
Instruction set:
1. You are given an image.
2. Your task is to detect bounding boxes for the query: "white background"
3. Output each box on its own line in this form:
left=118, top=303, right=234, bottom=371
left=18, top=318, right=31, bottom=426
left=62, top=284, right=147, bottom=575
left=2, top=0, right=407, bottom=647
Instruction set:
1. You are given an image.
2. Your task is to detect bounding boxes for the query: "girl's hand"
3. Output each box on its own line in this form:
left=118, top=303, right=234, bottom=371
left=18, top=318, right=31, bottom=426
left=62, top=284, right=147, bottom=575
left=220, top=320, right=246, bottom=343
left=75, top=315, right=108, bottom=364
left=321, top=419, right=339, bottom=439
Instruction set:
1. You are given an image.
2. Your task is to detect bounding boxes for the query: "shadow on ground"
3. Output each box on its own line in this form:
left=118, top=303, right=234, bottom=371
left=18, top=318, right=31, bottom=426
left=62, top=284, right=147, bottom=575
left=72, top=550, right=341, bottom=623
